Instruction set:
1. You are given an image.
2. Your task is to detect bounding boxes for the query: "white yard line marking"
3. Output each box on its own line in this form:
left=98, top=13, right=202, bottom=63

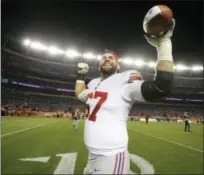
left=1, top=118, right=50, bottom=125
left=130, top=153, right=155, bottom=174
left=55, top=123, right=64, bottom=129
left=129, top=128, right=203, bottom=153
left=54, top=153, right=78, bottom=174
left=1, top=121, right=60, bottom=138
left=19, top=157, right=51, bottom=163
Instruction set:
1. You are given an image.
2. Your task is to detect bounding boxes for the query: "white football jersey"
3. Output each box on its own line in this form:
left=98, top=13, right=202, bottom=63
left=84, top=70, right=145, bottom=156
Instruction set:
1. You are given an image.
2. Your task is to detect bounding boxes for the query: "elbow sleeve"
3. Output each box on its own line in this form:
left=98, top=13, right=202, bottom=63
left=141, top=71, right=173, bottom=101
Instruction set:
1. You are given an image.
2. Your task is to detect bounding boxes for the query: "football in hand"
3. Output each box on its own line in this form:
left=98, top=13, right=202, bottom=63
left=143, top=5, right=173, bottom=37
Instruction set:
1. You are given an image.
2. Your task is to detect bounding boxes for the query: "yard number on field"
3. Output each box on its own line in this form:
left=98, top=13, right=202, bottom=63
left=19, top=152, right=155, bottom=174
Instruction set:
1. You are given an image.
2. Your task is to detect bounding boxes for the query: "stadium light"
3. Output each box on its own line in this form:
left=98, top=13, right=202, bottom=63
left=123, top=58, right=133, bottom=65
left=83, top=52, right=95, bottom=59
left=66, top=49, right=81, bottom=58
left=148, top=61, right=156, bottom=67
left=192, top=66, right=203, bottom=71
left=135, top=60, right=145, bottom=67
left=48, top=46, right=64, bottom=55
left=175, top=64, right=189, bottom=71
left=30, top=42, right=48, bottom=51
left=23, top=39, right=31, bottom=46
left=21, top=38, right=204, bottom=72
left=96, top=55, right=102, bottom=60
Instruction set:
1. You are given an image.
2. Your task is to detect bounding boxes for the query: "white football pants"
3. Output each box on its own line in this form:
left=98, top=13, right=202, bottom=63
left=83, top=150, right=130, bottom=174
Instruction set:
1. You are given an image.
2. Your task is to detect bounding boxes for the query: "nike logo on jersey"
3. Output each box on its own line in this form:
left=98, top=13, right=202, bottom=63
left=90, top=168, right=101, bottom=174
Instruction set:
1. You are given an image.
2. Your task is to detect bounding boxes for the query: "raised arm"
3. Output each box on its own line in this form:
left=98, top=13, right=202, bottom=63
left=122, top=20, right=175, bottom=102
left=75, top=63, right=89, bottom=103
left=141, top=20, right=175, bottom=100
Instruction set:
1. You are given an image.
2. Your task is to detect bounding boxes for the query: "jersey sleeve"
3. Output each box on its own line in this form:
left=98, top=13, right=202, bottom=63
left=121, top=71, right=146, bottom=103
left=87, top=80, right=92, bottom=89
left=87, top=79, right=96, bottom=89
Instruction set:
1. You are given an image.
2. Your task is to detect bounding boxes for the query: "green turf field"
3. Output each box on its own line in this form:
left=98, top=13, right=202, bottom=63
left=1, top=117, right=203, bottom=174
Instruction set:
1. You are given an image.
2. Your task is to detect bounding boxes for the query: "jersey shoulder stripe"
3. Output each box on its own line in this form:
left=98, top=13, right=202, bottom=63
left=120, top=70, right=143, bottom=83
left=128, top=73, right=143, bottom=82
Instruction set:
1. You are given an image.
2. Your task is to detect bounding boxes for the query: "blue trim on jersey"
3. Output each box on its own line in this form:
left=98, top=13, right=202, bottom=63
left=117, top=153, right=122, bottom=174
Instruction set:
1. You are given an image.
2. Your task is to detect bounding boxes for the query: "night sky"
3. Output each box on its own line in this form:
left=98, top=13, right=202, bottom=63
left=2, top=0, right=203, bottom=64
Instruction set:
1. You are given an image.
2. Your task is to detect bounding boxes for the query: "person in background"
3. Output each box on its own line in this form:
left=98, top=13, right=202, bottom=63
left=184, top=112, right=191, bottom=132
left=72, top=109, right=79, bottom=130
left=146, top=115, right=150, bottom=124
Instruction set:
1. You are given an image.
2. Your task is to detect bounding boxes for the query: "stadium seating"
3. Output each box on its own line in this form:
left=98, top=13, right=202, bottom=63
left=1, top=39, right=204, bottom=117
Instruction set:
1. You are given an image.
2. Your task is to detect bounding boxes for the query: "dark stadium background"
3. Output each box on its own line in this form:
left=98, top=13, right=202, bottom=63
left=1, top=1, right=204, bottom=174
left=2, top=0, right=203, bottom=117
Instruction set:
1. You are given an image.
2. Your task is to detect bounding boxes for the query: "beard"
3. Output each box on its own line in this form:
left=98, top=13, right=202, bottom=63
left=100, top=65, right=117, bottom=76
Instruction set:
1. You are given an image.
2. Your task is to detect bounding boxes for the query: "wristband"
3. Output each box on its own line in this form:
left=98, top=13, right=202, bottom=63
left=157, top=38, right=173, bottom=62
left=76, top=80, right=85, bottom=84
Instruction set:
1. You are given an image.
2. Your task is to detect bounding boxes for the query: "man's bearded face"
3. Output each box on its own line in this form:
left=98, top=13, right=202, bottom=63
left=99, top=53, right=119, bottom=76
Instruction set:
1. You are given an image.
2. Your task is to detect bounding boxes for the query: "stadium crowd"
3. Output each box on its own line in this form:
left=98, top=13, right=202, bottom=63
left=1, top=101, right=87, bottom=119
left=2, top=97, right=203, bottom=124
left=1, top=38, right=204, bottom=125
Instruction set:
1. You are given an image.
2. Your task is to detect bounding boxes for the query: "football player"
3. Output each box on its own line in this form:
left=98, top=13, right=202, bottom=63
left=184, top=111, right=191, bottom=132
left=72, top=109, right=79, bottom=129
left=75, top=21, right=175, bottom=174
